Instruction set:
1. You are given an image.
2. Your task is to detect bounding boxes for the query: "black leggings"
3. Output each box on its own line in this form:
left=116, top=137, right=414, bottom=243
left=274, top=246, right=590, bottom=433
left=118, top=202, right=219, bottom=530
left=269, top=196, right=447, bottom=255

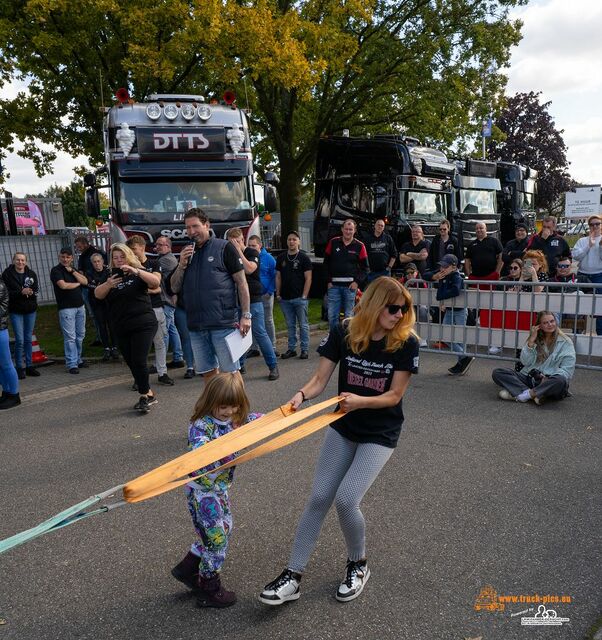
left=115, top=325, right=156, bottom=395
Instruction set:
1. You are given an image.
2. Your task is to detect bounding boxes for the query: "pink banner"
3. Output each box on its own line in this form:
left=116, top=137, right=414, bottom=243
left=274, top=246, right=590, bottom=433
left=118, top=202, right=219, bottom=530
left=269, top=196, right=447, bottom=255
left=27, top=200, right=46, bottom=235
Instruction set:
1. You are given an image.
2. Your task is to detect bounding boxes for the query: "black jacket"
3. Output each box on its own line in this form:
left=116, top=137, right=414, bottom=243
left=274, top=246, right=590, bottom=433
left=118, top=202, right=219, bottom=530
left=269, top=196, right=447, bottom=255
left=426, top=233, right=464, bottom=271
left=1, top=265, right=39, bottom=314
left=0, top=279, right=9, bottom=331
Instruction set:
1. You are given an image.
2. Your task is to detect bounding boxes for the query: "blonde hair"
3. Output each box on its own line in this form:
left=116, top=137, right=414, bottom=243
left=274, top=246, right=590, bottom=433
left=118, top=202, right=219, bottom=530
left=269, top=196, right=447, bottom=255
left=190, top=373, right=250, bottom=425
left=533, top=310, right=569, bottom=363
left=225, top=227, right=243, bottom=240
left=346, top=277, right=416, bottom=354
left=110, top=243, right=142, bottom=269
left=523, top=249, right=548, bottom=274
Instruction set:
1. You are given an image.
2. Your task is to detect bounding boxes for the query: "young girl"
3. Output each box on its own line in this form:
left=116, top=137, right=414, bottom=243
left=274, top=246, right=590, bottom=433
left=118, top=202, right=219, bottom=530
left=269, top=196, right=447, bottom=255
left=171, top=373, right=261, bottom=608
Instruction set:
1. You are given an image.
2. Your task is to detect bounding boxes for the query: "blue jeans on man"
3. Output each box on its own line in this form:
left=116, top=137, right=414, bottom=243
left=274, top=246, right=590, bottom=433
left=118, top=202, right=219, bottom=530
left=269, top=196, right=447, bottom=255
left=327, top=285, right=356, bottom=331
left=189, top=328, right=240, bottom=374
left=58, top=306, right=86, bottom=369
left=9, top=311, right=36, bottom=369
left=163, top=305, right=184, bottom=362
left=280, top=297, right=310, bottom=353
left=174, top=306, right=195, bottom=371
left=442, top=308, right=468, bottom=358
left=240, top=301, right=277, bottom=369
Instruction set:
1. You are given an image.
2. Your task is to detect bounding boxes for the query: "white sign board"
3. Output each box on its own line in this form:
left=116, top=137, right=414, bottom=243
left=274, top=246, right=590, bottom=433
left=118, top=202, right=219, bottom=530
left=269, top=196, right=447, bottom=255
left=565, top=185, right=601, bottom=218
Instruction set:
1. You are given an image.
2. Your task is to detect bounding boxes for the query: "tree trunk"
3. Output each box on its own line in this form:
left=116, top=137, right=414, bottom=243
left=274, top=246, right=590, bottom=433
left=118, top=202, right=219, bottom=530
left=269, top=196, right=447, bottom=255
left=277, top=155, right=302, bottom=247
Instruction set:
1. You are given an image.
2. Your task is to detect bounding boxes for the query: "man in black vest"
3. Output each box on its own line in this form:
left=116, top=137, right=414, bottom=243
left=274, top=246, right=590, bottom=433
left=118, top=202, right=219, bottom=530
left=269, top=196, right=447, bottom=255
left=170, top=209, right=251, bottom=380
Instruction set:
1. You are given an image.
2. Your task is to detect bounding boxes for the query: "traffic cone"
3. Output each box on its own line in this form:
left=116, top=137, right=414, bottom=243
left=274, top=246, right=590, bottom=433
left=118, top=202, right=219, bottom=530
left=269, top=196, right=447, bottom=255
left=31, top=334, right=51, bottom=365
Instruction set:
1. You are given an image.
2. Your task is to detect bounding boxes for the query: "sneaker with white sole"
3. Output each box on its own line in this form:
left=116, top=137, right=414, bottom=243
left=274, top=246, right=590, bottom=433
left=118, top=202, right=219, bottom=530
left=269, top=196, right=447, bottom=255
left=498, top=389, right=514, bottom=401
left=336, top=559, right=370, bottom=602
left=488, top=346, right=502, bottom=355
left=259, top=569, right=302, bottom=606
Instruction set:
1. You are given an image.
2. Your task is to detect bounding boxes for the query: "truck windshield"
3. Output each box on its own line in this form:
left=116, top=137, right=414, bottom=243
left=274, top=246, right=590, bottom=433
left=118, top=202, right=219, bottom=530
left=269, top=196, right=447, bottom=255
left=405, top=190, right=447, bottom=221
left=337, top=180, right=389, bottom=217
left=116, top=179, right=253, bottom=223
left=519, top=191, right=534, bottom=210
left=459, top=189, right=496, bottom=215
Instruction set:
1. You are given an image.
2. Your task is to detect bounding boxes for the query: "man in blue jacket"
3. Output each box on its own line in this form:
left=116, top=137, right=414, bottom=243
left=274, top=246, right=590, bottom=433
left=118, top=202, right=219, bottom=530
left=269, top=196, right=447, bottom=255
left=425, top=254, right=474, bottom=376
left=248, top=235, right=279, bottom=356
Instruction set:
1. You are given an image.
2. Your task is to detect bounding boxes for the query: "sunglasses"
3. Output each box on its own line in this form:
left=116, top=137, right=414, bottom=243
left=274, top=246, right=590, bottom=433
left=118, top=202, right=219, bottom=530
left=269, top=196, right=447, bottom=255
left=509, top=266, right=520, bottom=271
left=557, top=263, right=571, bottom=268
left=589, top=222, right=601, bottom=227
left=385, top=304, right=407, bottom=315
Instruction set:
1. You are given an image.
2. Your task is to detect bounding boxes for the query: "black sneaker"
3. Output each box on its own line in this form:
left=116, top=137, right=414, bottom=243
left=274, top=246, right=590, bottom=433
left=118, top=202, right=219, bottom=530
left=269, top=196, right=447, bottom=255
left=25, top=366, right=41, bottom=377
left=280, top=349, right=297, bottom=359
left=146, top=395, right=158, bottom=407
left=448, top=357, right=474, bottom=376
left=134, top=396, right=150, bottom=413
left=259, top=569, right=302, bottom=606
left=78, top=360, right=89, bottom=369
left=148, top=365, right=158, bottom=374
left=268, top=366, right=280, bottom=381
left=299, top=351, right=308, bottom=360
left=246, top=348, right=261, bottom=358
left=16, top=368, right=26, bottom=380
left=158, top=373, right=175, bottom=386
left=69, top=367, right=80, bottom=374
left=184, top=368, right=195, bottom=379
left=167, top=360, right=185, bottom=369
left=336, top=559, right=370, bottom=602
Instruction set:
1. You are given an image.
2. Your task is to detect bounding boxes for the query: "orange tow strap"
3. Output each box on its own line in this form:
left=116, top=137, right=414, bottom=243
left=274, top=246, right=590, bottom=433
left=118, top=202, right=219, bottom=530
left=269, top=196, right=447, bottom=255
left=123, top=396, right=344, bottom=503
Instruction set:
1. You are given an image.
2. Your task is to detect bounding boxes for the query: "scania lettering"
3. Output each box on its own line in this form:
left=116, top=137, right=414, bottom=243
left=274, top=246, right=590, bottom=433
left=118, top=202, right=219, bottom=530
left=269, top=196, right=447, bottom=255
left=84, top=93, right=277, bottom=252
left=313, top=135, right=455, bottom=256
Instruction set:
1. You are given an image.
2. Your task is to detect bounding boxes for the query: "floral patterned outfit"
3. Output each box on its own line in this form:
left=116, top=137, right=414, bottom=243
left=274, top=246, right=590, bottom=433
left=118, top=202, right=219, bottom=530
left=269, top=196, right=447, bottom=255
left=185, top=413, right=261, bottom=577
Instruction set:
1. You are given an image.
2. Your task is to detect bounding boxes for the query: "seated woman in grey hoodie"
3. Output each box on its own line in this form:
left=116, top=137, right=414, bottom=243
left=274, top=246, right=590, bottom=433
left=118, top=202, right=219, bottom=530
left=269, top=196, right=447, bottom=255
left=492, top=310, right=576, bottom=405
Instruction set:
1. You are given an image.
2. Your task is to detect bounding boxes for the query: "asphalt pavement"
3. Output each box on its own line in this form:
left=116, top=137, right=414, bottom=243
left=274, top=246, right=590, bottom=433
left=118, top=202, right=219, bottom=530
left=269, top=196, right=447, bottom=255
left=1, top=338, right=601, bottom=640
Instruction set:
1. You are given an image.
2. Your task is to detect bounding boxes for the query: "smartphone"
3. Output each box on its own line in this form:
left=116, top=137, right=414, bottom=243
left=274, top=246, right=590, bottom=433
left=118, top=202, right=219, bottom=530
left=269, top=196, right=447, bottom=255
left=111, top=267, right=124, bottom=278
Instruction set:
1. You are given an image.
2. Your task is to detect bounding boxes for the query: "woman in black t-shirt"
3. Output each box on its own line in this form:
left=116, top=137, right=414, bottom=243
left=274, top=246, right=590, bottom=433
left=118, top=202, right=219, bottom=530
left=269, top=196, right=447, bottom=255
left=95, top=243, right=160, bottom=414
left=260, top=277, right=419, bottom=606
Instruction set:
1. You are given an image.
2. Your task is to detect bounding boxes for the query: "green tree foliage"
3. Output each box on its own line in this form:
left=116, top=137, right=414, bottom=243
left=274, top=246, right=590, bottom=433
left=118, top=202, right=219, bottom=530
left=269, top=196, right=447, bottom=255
left=42, top=181, right=89, bottom=227
left=488, top=91, right=572, bottom=213
left=1, top=0, right=525, bottom=235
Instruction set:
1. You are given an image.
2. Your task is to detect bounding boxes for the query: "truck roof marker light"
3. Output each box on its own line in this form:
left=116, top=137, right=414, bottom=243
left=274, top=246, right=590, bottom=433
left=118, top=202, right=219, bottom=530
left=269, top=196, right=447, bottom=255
left=115, top=87, right=130, bottom=104
left=146, top=103, right=162, bottom=120
left=223, top=90, right=236, bottom=105
left=197, top=105, right=212, bottom=121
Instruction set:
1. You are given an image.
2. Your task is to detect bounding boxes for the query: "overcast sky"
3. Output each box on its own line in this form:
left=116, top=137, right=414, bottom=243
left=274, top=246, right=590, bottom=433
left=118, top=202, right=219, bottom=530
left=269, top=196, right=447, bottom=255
left=2, top=0, right=601, bottom=197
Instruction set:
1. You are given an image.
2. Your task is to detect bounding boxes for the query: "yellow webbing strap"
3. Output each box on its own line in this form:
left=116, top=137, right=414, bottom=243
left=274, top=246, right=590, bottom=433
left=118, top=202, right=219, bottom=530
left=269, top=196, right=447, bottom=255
left=123, top=396, right=343, bottom=503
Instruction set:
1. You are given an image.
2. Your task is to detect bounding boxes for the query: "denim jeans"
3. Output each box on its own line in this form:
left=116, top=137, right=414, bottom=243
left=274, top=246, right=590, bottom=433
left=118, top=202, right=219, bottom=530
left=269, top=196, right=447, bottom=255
left=174, top=306, right=195, bottom=371
left=163, top=305, right=184, bottom=362
left=0, top=328, right=19, bottom=394
left=442, top=308, right=467, bottom=358
left=189, top=328, right=240, bottom=374
left=9, top=311, right=37, bottom=369
left=366, top=269, right=391, bottom=283
left=240, top=301, right=277, bottom=369
left=579, top=271, right=602, bottom=335
left=327, top=286, right=356, bottom=331
left=280, top=298, right=310, bottom=352
left=58, top=306, right=86, bottom=369
left=152, top=307, right=168, bottom=375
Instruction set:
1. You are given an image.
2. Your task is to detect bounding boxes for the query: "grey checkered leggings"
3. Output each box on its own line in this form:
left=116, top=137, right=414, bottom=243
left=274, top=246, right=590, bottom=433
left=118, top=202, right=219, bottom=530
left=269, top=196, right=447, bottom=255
left=288, top=427, right=393, bottom=574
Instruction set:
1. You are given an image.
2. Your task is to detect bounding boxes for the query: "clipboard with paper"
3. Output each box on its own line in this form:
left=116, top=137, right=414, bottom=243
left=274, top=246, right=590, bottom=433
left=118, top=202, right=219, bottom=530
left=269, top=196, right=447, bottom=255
left=225, top=326, right=253, bottom=361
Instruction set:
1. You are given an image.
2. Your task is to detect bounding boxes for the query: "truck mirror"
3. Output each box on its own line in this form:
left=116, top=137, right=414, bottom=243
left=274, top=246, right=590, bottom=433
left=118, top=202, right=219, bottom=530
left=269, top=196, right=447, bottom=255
left=85, top=188, right=100, bottom=218
left=264, top=184, right=279, bottom=213
left=264, top=171, right=280, bottom=185
left=83, top=173, right=97, bottom=188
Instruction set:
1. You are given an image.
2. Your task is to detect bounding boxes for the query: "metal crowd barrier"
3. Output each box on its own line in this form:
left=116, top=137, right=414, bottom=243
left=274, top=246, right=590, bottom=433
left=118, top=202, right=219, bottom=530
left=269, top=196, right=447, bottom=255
left=406, top=279, right=602, bottom=371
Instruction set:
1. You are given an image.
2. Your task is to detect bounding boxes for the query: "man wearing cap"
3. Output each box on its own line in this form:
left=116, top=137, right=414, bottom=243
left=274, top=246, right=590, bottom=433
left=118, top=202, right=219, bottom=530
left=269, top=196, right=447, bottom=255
left=526, top=215, right=571, bottom=273
left=571, top=213, right=602, bottom=335
left=425, top=254, right=474, bottom=375
left=501, top=223, right=529, bottom=276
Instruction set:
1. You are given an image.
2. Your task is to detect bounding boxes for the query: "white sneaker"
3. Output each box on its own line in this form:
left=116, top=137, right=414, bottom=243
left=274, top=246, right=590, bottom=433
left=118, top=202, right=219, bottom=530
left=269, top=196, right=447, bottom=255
left=259, top=569, right=301, bottom=606
left=516, top=390, right=533, bottom=403
left=488, top=346, right=502, bottom=355
left=498, top=389, right=514, bottom=401
left=336, top=559, right=370, bottom=602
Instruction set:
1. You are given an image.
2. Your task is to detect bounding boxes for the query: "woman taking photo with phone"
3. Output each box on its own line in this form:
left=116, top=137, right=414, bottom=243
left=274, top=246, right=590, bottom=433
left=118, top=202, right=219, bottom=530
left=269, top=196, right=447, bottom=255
left=492, top=310, right=576, bottom=405
left=94, top=243, right=160, bottom=414
left=259, top=276, right=419, bottom=606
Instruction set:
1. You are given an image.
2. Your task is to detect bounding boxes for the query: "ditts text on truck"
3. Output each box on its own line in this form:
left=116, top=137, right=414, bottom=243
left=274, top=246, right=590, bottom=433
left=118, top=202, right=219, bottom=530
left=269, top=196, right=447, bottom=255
left=84, top=93, right=277, bottom=253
